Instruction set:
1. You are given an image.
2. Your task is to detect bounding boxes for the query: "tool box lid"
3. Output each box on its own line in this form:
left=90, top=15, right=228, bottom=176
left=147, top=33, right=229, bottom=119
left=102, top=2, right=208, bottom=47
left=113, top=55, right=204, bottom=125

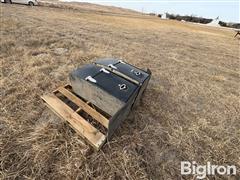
left=70, top=64, right=139, bottom=102
left=95, top=58, right=150, bottom=85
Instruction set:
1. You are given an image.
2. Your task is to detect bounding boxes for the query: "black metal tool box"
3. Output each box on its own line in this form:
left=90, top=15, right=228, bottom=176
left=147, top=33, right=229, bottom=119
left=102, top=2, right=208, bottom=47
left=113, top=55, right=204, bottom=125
left=70, top=64, right=139, bottom=116
left=70, top=58, right=151, bottom=138
left=42, top=58, right=151, bottom=150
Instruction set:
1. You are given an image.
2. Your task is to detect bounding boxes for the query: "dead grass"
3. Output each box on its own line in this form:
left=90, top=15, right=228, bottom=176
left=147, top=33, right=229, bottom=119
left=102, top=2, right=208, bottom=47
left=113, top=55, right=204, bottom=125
left=1, top=3, right=240, bottom=180
left=39, top=0, right=141, bottom=16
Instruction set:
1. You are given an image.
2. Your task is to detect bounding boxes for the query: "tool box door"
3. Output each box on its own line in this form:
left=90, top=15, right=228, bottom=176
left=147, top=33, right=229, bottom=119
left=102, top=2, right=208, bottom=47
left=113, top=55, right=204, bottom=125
left=95, top=58, right=149, bottom=84
left=71, top=64, right=101, bottom=79
left=114, top=62, right=149, bottom=84
left=92, top=71, right=138, bottom=103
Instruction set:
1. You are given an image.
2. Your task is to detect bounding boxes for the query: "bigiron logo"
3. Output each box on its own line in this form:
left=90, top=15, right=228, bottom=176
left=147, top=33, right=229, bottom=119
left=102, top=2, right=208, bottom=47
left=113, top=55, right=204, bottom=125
left=181, top=161, right=237, bottom=179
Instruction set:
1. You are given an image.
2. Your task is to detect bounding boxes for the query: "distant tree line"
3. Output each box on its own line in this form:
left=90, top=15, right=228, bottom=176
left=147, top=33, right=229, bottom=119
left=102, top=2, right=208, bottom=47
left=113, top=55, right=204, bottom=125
left=154, top=13, right=240, bottom=29
left=162, top=13, right=212, bottom=24
left=219, top=21, right=240, bottom=29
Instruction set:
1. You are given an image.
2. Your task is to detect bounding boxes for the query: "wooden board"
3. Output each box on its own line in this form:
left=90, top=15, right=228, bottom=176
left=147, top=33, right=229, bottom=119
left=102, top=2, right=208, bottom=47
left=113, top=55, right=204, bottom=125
left=41, top=85, right=110, bottom=150
left=57, top=87, right=109, bottom=128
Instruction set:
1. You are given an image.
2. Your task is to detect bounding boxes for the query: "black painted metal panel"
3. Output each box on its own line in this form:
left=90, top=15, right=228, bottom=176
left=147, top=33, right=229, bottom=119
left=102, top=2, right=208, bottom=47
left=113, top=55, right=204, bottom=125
left=95, top=58, right=150, bottom=84
left=70, top=64, right=101, bottom=80
left=93, top=72, right=138, bottom=102
left=114, top=62, right=149, bottom=84
left=70, top=64, right=139, bottom=103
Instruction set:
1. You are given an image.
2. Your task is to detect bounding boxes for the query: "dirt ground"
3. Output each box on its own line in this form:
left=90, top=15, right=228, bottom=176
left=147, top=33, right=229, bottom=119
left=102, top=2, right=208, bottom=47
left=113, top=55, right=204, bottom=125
left=1, top=3, right=240, bottom=180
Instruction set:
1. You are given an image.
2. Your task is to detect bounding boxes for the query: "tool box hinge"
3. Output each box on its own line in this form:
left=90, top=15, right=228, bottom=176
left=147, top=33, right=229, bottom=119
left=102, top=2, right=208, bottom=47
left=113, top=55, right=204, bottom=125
left=100, top=68, right=110, bottom=74
left=85, top=76, right=97, bottom=83
left=108, top=64, right=117, bottom=69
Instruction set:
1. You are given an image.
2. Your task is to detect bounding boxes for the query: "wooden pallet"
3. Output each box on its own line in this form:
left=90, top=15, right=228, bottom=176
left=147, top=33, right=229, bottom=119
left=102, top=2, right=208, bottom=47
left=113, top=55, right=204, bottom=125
left=41, top=84, right=111, bottom=150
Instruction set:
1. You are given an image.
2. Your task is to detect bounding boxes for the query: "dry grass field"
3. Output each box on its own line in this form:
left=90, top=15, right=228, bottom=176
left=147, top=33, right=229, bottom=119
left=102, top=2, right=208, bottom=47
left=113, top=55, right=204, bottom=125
left=1, top=3, right=240, bottom=180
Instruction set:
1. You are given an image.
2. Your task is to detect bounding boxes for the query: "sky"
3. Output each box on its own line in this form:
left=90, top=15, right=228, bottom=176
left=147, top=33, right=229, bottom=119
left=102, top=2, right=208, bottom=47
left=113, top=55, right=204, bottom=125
left=64, top=0, right=240, bottom=23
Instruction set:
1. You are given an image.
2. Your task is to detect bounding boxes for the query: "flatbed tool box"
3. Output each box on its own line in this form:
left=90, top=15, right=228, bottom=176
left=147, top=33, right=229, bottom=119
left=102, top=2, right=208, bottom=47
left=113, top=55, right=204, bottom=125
left=42, top=58, right=151, bottom=150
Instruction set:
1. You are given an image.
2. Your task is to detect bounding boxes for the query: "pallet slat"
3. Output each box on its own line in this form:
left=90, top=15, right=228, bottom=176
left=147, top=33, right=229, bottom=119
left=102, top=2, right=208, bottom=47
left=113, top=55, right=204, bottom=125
left=57, top=87, right=109, bottom=128
left=41, top=94, right=106, bottom=150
